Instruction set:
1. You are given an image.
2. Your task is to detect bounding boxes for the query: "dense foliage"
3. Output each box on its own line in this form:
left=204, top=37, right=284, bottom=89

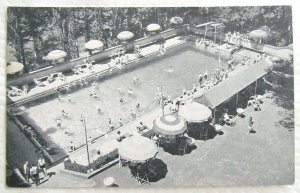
left=7, top=6, right=292, bottom=72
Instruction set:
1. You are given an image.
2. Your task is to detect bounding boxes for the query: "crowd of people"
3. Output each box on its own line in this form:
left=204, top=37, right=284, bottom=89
left=7, top=85, right=28, bottom=97
left=224, top=31, right=251, bottom=45
left=110, top=47, right=130, bottom=69
left=23, top=157, right=48, bottom=186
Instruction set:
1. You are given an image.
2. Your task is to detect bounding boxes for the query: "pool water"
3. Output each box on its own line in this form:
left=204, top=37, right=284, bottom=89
left=22, top=45, right=221, bottom=149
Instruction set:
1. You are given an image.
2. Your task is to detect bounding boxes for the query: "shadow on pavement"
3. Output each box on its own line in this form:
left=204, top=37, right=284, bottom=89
left=187, top=126, right=218, bottom=141
left=129, top=158, right=168, bottom=183
left=161, top=137, right=197, bottom=156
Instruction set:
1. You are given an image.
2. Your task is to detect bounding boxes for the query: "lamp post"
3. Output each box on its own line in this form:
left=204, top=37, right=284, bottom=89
left=80, top=114, right=92, bottom=172
left=157, top=82, right=165, bottom=116
left=204, top=24, right=207, bottom=41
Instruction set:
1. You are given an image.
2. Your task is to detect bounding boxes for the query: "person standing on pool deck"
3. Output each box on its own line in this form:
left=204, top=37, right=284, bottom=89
left=192, top=84, right=197, bottom=92
left=182, top=87, right=187, bottom=95
left=133, top=76, right=138, bottom=85
left=204, top=70, right=208, bottom=79
left=23, top=161, right=30, bottom=181
left=38, top=157, right=47, bottom=177
left=118, top=118, right=124, bottom=127
left=108, top=117, right=112, bottom=124
left=29, top=164, right=39, bottom=186
left=198, top=72, right=203, bottom=86
left=248, top=116, right=255, bottom=134
left=67, top=94, right=72, bottom=102
left=176, top=99, right=181, bottom=111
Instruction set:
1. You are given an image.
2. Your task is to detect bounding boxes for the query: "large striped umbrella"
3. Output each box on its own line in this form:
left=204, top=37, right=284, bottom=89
left=170, top=17, right=183, bottom=24
left=7, top=62, right=24, bottom=74
left=118, top=135, right=157, bottom=163
left=47, top=50, right=67, bottom=60
left=178, top=102, right=212, bottom=123
left=117, top=31, right=134, bottom=41
left=85, top=40, right=104, bottom=50
left=153, top=115, right=187, bottom=136
left=146, top=23, right=161, bottom=32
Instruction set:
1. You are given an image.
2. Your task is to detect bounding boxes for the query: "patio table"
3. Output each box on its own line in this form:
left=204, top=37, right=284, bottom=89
left=103, top=177, right=115, bottom=187
left=236, top=108, right=245, bottom=116
left=214, top=124, right=223, bottom=132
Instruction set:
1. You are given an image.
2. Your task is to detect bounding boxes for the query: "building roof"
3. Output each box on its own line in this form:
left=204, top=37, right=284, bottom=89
left=194, top=61, right=272, bottom=109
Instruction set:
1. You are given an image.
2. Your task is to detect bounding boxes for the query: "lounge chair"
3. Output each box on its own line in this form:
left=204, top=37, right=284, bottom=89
left=33, top=79, right=46, bottom=87
left=136, top=172, right=149, bottom=185
left=178, top=139, right=188, bottom=155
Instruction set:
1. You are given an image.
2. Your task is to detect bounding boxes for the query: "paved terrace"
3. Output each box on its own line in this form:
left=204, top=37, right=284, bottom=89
left=38, top=86, right=294, bottom=187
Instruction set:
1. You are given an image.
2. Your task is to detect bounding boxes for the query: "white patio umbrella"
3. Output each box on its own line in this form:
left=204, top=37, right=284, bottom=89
left=46, top=50, right=67, bottom=60
left=170, top=17, right=183, bottom=25
left=178, top=102, right=212, bottom=123
left=85, top=40, right=104, bottom=50
left=7, top=62, right=24, bottom=74
left=118, top=135, right=158, bottom=163
left=249, top=29, right=269, bottom=43
left=153, top=114, right=187, bottom=136
left=117, top=31, right=134, bottom=41
left=146, top=23, right=161, bottom=32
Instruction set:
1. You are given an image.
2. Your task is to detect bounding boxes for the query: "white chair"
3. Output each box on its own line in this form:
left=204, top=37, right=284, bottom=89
left=178, top=139, right=187, bottom=155
left=223, top=114, right=235, bottom=126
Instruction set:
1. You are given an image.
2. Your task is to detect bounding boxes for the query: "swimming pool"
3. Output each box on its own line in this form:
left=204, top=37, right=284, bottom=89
left=20, top=43, right=222, bottom=155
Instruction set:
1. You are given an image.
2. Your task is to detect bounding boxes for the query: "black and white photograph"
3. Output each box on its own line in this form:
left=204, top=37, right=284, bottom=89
left=2, top=2, right=297, bottom=191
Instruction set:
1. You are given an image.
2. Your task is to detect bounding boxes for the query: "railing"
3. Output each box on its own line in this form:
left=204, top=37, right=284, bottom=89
left=8, top=111, right=55, bottom=163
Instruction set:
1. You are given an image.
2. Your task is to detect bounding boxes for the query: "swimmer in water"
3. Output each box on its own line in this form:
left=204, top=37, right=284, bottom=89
left=128, top=89, right=133, bottom=95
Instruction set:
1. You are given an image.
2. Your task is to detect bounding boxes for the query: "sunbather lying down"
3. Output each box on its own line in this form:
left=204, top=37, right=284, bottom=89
left=33, top=79, right=46, bottom=87
left=7, top=86, right=26, bottom=97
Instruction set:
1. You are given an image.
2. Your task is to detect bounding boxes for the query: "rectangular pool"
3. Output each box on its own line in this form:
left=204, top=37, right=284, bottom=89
left=20, top=43, right=222, bottom=156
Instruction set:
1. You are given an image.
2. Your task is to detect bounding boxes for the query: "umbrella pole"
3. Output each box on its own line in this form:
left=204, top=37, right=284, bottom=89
left=255, top=80, right=258, bottom=95
left=119, top=155, right=122, bottom=168
left=81, top=114, right=92, bottom=172
left=204, top=25, right=207, bottom=41
left=236, top=93, right=239, bottom=109
left=214, top=27, right=217, bottom=44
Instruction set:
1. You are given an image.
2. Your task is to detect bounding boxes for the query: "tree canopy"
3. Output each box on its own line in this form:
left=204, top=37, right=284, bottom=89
left=7, top=6, right=292, bottom=73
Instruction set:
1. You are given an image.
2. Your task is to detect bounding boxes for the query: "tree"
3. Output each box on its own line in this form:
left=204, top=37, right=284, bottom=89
left=7, top=8, right=28, bottom=72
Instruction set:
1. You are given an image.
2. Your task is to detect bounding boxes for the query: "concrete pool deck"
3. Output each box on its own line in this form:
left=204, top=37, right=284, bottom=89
left=37, top=87, right=294, bottom=187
